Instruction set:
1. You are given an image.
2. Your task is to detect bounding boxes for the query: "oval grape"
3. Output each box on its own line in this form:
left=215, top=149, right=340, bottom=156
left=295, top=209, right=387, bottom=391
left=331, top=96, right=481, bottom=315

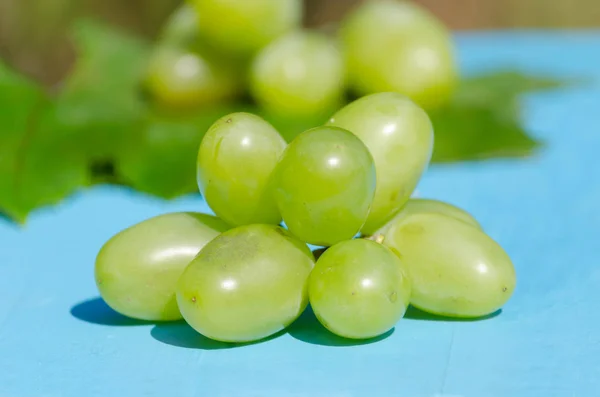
left=176, top=224, right=314, bottom=342
left=197, top=112, right=286, bottom=226
left=376, top=198, right=481, bottom=235
left=272, top=126, right=376, bottom=246
left=328, top=92, right=434, bottom=235
left=250, top=31, right=345, bottom=118
left=340, top=0, right=457, bottom=109
left=95, top=212, right=230, bottom=321
left=382, top=213, right=516, bottom=318
left=191, top=0, right=302, bottom=56
left=144, top=46, right=239, bottom=109
left=309, top=239, right=411, bottom=339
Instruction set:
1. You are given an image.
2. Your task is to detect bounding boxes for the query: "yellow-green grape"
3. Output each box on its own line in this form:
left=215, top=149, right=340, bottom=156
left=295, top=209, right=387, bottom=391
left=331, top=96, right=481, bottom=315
left=95, top=212, right=230, bottom=321
left=144, top=46, right=239, bottom=109
left=375, top=198, right=481, bottom=235
left=159, top=4, right=200, bottom=46
left=250, top=32, right=345, bottom=118
left=340, top=0, right=457, bottom=109
left=328, top=92, right=434, bottom=235
left=382, top=213, right=516, bottom=318
left=197, top=113, right=286, bottom=226
left=177, top=224, right=314, bottom=343
left=191, top=0, right=302, bottom=56
left=309, top=239, right=411, bottom=339
left=272, top=126, right=376, bottom=246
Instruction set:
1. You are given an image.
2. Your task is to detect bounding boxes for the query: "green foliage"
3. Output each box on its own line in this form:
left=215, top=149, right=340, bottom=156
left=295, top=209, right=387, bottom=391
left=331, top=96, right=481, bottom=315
left=0, top=20, right=567, bottom=222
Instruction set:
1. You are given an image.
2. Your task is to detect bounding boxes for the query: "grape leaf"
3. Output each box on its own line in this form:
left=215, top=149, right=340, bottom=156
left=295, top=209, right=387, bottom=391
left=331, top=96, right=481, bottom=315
left=0, top=63, right=88, bottom=222
left=430, top=71, right=568, bottom=163
left=55, top=19, right=151, bottom=161
left=116, top=106, right=238, bottom=198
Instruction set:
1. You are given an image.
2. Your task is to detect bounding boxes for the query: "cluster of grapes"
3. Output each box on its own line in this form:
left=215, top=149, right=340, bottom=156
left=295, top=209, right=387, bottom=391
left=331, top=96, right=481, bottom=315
left=144, top=0, right=457, bottom=121
left=96, top=90, right=516, bottom=343
left=95, top=0, right=515, bottom=343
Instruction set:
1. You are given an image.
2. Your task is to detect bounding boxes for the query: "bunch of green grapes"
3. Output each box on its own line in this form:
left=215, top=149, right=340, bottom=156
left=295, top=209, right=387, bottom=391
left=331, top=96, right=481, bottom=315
left=143, top=0, right=456, bottom=128
left=95, top=89, right=516, bottom=342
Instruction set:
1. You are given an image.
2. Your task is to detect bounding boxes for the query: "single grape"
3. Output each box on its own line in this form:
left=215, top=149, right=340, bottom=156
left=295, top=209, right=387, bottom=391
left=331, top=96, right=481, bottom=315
left=177, top=224, right=314, bottom=343
left=328, top=92, right=434, bottom=235
left=309, top=239, right=411, bottom=339
left=159, top=4, right=200, bottom=46
left=144, top=46, right=240, bottom=109
left=375, top=198, right=481, bottom=235
left=197, top=112, right=286, bottom=226
left=382, top=213, right=516, bottom=318
left=191, top=0, right=302, bottom=56
left=272, top=126, right=376, bottom=246
left=250, top=31, right=345, bottom=118
left=340, top=0, right=457, bottom=109
left=95, top=212, right=230, bottom=321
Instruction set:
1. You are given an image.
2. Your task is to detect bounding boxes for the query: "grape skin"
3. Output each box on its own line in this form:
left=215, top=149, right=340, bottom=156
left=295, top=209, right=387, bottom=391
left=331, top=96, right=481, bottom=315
left=375, top=198, right=481, bottom=235
left=340, top=0, right=457, bottom=109
left=272, top=126, right=376, bottom=247
left=144, top=46, right=240, bottom=109
left=382, top=213, right=516, bottom=318
left=197, top=112, right=286, bottom=226
left=328, top=92, right=434, bottom=236
left=309, top=239, right=411, bottom=339
left=191, top=0, right=303, bottom=56
left=176, top=224, right=314, bottom=343
left=250, top=31, right=345, bottom=118
left=95, top=212, right=230, bottom=321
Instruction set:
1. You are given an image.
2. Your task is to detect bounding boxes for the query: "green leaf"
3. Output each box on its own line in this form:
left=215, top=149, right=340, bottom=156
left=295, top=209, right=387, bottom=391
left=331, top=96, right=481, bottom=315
left=430, top=71, right=567, bottom=163
left=0, top=63, right=88, bottom=222
left=116, top=105, right=238, bottom=198
left=55, top=19, right=151, bottom=160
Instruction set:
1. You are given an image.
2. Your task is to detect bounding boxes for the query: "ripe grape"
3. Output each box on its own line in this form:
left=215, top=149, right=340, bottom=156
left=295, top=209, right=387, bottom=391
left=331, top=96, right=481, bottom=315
left=176, top=224, right=314, bottom=342
left=191, top=0, right=302, bottom=56
left=381, top=213, right=516, bottom=318
left=272, top=126, right=376, bottom=246
left=340, top=0, right=457, bottom=109
left=95, top=212, right=230, bottom=321
left=144, top=46, right=240, bottom=109
left=375, top=198, right=481, bottom=235
left=250, top=31, right=345, bottom=118
left=159, top=4, right=200, bottom=46
left=328, top=92, right=434, bottom=235
left=197, top=112, right=286, bottom=226
left=309, top=239, right=411, bottom=339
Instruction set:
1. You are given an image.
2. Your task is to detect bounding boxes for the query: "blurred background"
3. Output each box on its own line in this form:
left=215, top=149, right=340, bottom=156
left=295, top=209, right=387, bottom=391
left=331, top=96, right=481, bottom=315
left=1, top=0, right=599, bottom=88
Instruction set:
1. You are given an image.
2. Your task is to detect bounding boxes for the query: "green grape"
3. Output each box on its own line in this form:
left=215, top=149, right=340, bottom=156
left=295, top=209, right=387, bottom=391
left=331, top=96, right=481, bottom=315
left=197, top=112, right=286, bottom=226
left=309, top=239, right=411, bottom=339
left=328, top=92, right=434, bottom=235
left=159, top=4, right=200, bottom=46
left=340, top=0, right=457, bottom=109
left=250, top=32, right=345, bottom=118
left=95, top=212, right=230, bottom=321
left=191, top=0, right=302, bottom=56
left=177, top=224, right=314, bottom=342
left=144, top=46, right=239, bottom=109
left=375, top=198, right=481, bottom=235
left=381, top=213, right=516, bottom=318
left=272, top=126, right=376, bottom=246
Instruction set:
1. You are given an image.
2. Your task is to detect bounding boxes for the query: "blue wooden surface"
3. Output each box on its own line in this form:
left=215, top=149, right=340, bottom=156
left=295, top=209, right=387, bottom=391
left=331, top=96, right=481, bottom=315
left=1, top=32, right=599, bottom=397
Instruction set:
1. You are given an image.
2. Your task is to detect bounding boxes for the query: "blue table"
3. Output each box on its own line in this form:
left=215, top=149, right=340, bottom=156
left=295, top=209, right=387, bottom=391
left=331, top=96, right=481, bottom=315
left=1, top=32, right=599, bottom=397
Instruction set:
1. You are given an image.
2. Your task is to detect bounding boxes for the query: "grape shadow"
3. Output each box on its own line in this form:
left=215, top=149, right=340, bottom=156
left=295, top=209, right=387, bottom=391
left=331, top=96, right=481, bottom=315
left=403, top=305, right=502, bottom=322
left=70, top=297, right=153, bottom=326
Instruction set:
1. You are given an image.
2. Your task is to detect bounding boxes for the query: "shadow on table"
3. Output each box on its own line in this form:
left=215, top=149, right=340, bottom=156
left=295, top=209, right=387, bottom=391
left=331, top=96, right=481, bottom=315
left=287, top=305, right=394, bottom=347
left=403, top=305, right=502, bottom=322
left=70, top=297, right=152, bottom=326
left=151, top=322, right=285, bottom=350
left=71, top=297, right=154, bottom=327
